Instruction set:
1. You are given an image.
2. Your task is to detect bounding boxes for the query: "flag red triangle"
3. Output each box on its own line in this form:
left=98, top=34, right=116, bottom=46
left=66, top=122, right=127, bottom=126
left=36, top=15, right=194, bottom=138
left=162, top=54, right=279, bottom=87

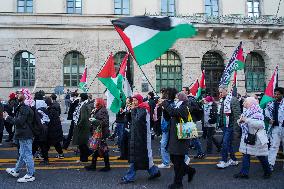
left=80, top=67, right=87, bottom=82
left=236, top=45, right=245, bottom=62
left=119, top=53, right=129, bottom=77
left=190, top=79, right=199, bottom=96
left=264, top=66, right=278, bottom=97
left=97, top=53, right=116, bottom=78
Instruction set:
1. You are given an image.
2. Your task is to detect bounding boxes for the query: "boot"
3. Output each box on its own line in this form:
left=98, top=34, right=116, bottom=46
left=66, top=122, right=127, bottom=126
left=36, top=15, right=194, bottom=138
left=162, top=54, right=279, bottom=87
left=85, top=154, right=97, bottom=171
left=99, top=154, right=111, bottom=172
left=187, top=166, right=196, bottom=182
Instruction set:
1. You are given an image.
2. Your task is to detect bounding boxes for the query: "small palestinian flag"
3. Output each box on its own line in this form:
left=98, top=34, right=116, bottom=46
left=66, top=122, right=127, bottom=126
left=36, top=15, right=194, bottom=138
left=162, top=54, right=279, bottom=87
left=78, top=67, right=88, bottom=92
left=112, top=16, right=197, bottom=66
left=260, top=65, right=279, bottom=109
left=190, top=79, right=199, bottom=96
left=98, top=54, right=121, bottom=113
left=220, top=42, right=245, bottom=86
left=196, top=70, right=206, bottom=100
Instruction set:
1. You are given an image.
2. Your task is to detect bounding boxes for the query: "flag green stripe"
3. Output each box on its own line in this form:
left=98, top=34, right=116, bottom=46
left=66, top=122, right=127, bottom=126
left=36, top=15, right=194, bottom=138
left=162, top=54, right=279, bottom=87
left=236, top=60, right=245, bottom=70
left=260, top=95, right=274, bottom=109
left=78, top=82, right=87, bottom=92
left=109, top=98, right=121, bottom=113
left=133, top=24, right=197, bottom=66
left=99, top=78, right=120, bottom=100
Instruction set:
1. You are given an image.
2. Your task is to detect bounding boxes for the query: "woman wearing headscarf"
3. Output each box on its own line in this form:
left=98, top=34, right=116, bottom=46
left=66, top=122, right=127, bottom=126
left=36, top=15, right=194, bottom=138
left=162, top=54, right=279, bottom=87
left=121, top=94, right=160, bottom=184
left=234, top=97, right=271, bottom=179
left=72, top=93, right=92, bottom=162
left=85, top=98, right=110, bottom=172
left=160, top=91, right=196, bottom=189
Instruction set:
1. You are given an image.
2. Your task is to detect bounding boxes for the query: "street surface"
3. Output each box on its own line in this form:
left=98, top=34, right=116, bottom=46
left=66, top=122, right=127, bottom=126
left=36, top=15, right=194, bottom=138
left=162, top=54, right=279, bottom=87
left=1, top=112, right=284, bottom=189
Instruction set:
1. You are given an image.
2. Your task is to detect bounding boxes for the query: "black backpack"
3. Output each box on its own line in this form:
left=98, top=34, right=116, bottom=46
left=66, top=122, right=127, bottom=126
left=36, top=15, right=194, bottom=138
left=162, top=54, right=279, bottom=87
left=188, top=96, right=203, bottom=122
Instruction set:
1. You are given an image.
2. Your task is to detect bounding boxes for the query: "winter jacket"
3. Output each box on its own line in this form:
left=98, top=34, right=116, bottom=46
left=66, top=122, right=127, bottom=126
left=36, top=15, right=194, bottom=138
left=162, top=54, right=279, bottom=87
left=265, top=99, right=284, bottom=127
left=239, top=118, right=268, bottom=156
left=219, top=96, right=241, bottom=129
left=6, top=103, right=34, bottom=140
left=92, top=107, right=110, bottom=139
left=67, top=99, right=79, bottom=120
left=52, top=101, right=61, bottom=115
left=187, top=96, right=203, bottom=122
left=47, top=103, right=63, bottom=145
left=116, top=110, right=126, bottom=124
left=162, top=100, right=190, bottom=155
left=129, top=107, right=154, bottom=170
left=72, top=103, right=91, bottom=145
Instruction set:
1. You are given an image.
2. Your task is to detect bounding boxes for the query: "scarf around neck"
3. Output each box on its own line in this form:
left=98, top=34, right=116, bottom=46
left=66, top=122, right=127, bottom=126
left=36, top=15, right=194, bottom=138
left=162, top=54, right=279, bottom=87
left=73, top=100, right=88, bottom=125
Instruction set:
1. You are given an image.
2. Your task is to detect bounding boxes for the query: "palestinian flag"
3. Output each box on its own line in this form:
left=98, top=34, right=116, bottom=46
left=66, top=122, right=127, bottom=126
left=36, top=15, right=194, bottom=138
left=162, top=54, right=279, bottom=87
left=260, top=65, right=279, bottom=109
left=220, top=42, right=245, bottom=86
left=190, top=79, right=199, bottom=96
left=112, top=16, right=197, bottom=66
left=78, top=67, right=88, bottom=92
left=116, top=53, right=130, bottom=106
left=98, top=54, right=121, bottom=113
left=196, top=70, right=206, bottom=100
left=232, top=71, right=237, bottom=97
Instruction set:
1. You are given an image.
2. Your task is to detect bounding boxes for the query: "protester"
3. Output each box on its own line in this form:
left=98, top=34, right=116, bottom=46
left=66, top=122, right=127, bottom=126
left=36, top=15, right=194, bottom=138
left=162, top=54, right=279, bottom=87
left=45, top=97, right=64, bottom=159
left=114, top=106, right=126, bottom=153
left=234, top=97, right=271, bottom=179
left=121, top=94, right=160, bottom=184
left=202, top=96, right=221, bottom=154
left=147, top=91, right=156, bottom=139
left=3, top=93, right=18, bottom=142
left=85, top=98, right=110, bottom=172
left=64, top=89, right=71, bottom=114
left=72, top=93, right=91, bottom=162
left=50, top=93, right=61, bottom=115
left=217, top=85, right=241, bottom=168
left=63, top=91, right=80, bottom=149
left=265, top=87, right=284, bottom=171
left=160, top=91, right=196, bottom=189
left=182, top=87, right=205, bottom=159
left=4, top=89, right=35, bottom=183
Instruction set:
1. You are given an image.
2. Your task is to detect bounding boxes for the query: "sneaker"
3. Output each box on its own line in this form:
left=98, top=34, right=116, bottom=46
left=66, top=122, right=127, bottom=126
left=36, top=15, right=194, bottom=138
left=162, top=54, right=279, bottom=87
left=6, top=168, right=19, bottom=177
left=56, top=154, right=64, bottom=159
left=193, top=153, right=205, bottom=159
left=148, top=170, right=161, bottom=180
left=158, top=163, right=171, bottom=169
left=228, top=159, right=239, bottom=166
left=17, top=174, right=35, bottom=183
left=113, top=148, right=120, bottom=153
left=216, top=161, right=230, bottom=169
left=269, top=164, right=274, bottom=172
left=34, top=153, right=44, bottom=160
left=185, top=157, right=191, bottom=165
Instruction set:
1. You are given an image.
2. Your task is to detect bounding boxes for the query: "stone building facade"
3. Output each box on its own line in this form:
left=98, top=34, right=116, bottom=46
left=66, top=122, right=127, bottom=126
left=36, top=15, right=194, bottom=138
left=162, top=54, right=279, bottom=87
left=0, top=0, right=284, bottom=99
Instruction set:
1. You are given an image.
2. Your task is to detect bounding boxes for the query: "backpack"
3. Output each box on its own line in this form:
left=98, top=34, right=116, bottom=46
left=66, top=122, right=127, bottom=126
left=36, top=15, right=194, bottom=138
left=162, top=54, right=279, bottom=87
left=188, top=96, right=203, bottom=122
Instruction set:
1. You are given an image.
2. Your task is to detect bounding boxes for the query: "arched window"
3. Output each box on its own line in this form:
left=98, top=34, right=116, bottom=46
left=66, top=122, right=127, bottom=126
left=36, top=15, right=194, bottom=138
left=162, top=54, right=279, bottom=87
left=114, top=0, right=130, bottom=15
left=155, top=51, right=182, bottom=92
left=247, top=0, right=260, bottom=17
left=67, top=0, right=82, bottom=14
left=113, top=51, right=134, bottom=87
left=63, top=51, right=85, bottom=87
left=17, top=0, right=33, bottom=13
left=245, top=52, right=265, bottom=92
left=14, top=51, right=35, bottom=87
left=201, top=51, right=224, bottom=97
left=205, top=0, right=219, bottom=16
left=161, top=0, right=176, bottom=16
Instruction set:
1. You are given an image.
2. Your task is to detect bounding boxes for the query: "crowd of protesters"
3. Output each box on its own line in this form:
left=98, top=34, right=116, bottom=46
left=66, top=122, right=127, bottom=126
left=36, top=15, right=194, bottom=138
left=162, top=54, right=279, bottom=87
left=0, top=85, right=283, bottom=189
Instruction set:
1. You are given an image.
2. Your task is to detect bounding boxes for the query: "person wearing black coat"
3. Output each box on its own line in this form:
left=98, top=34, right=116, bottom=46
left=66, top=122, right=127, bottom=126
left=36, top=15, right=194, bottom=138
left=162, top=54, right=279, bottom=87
left=63, top=92, right=79, bottom=149
left=160, top=91, right=196, bottom=189
left=45, top=97, right=64, bottom=159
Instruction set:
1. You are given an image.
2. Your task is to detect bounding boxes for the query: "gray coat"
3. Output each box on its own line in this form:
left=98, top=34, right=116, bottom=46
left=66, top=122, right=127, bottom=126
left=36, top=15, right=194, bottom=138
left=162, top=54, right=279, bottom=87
left=162, top=100, right=190, bottom=155
left=239, top=118, right=269, bottom=156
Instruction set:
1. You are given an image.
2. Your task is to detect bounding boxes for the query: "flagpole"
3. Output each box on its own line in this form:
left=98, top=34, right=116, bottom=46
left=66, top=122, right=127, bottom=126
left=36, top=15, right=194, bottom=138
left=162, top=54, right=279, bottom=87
left=127, top=52, right=158, bottom=96
left=86, top=54, right=112, bottom=91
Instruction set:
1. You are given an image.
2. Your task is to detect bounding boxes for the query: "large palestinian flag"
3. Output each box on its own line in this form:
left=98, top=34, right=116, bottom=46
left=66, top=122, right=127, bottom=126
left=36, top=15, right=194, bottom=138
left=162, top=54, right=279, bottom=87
left=220, top=42, right=245, bottom=86
left=260, top=65, right=279, bottom=109
left=112, top=16, right=197, bottom=66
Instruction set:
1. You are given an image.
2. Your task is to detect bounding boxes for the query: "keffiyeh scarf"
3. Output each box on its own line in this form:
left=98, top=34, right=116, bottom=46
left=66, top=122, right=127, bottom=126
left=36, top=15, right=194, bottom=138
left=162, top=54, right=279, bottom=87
left=223, top=92, right=232, bottom=127
left=73, top=100, right=88, bottom=125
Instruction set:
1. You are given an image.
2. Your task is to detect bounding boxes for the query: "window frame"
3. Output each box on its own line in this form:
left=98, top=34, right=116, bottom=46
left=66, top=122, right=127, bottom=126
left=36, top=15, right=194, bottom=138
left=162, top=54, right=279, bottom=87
left=155, top=51, right=182, bottom=92
left=17, top=0, right=33, bottom=13
left=13, top=51, right=35, bottom=87
left=245, top=52, right=265, bottom=92
left=67, top=0, right=82, bottom=14
left=63, top=51, right=85, bottom=87
left=205, top=0, right=219, bottom=17
left=161, top=0, right=176, bottom=16
left=114, top=0, right=130, bottom=15
left=247, top=0, right=260, bottom=17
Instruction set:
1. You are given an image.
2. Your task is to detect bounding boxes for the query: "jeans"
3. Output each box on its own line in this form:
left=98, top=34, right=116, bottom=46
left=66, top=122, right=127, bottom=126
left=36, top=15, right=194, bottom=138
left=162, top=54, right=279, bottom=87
left=192, top=138, right=204, bottom=155
left=160, top=132, right=170, bottom=166
left=123, top=163, right=159, bottom=181
left=221, top=127, right=236, bottom=162
left=268, top=126, right=284, bottom=166
left=240, top=154, right=271, bottom=175
left=116, top=123, right=125, bottom=148
left=15, top=139, right=35, bottom=176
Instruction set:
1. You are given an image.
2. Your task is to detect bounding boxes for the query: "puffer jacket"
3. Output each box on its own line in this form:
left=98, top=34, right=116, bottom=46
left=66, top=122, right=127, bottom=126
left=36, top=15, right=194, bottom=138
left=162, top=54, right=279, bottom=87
left=239, top=118, right=268, bottom=156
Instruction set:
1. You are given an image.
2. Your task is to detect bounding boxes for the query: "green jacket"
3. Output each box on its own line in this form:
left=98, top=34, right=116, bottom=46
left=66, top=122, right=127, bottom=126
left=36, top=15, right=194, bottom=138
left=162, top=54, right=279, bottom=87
left=73, top=103, right=91, bottom=145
